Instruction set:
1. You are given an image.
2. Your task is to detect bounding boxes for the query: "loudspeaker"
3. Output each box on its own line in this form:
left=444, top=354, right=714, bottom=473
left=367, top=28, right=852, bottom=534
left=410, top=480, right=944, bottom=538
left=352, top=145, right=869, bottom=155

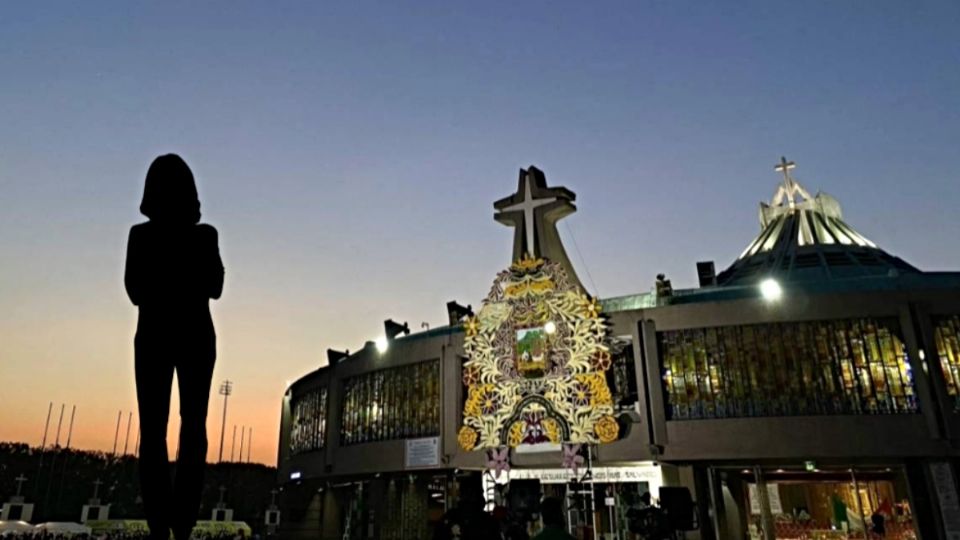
left=658, top=487, right=696, bottom=530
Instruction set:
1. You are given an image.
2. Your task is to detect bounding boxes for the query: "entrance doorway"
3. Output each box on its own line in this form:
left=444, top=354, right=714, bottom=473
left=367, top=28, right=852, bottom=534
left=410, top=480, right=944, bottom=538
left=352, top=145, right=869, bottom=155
left=715, top=466, right=918, bottom=540
left=482, top=464, right=663, bottom=539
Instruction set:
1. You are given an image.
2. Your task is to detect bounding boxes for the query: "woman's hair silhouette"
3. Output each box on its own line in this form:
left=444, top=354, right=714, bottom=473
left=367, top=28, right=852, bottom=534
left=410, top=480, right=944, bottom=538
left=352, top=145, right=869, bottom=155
left=125, top=154, right=224, bottom=540
left=140, top=154, right=201, bottom=223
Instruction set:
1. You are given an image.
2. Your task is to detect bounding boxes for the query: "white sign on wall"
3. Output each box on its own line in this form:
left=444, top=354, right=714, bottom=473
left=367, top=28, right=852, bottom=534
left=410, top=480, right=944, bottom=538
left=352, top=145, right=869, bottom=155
left=405, top=437, right=440, bottom=468
left=508, top=465, right=662, bottom=485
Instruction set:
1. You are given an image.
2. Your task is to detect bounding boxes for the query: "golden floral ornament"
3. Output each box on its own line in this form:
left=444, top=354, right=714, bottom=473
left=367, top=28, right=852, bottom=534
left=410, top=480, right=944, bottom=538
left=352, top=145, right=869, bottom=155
left=464, top=316, right=480, bottom=337
left=511, top=253, right=546, bottom=273
left=507, top=422, right=525, bottom=447
left=595, top=415, right=620, bottom=443
left=458, top=426, right=478, bottom=451
left=542, top=418, right=560, bottom=443
left=503, top=277, right=556, bottom=299
left=581, top=373, right=613, bottom=406
left=464, top=384, right=496, bottom=417
left=585, top=296, right=602, bottom=318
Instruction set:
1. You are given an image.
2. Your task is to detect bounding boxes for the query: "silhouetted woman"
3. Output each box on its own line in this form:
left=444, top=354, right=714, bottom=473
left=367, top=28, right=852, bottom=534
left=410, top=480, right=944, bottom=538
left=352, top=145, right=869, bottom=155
left=125, top=154, right=224, bottom=540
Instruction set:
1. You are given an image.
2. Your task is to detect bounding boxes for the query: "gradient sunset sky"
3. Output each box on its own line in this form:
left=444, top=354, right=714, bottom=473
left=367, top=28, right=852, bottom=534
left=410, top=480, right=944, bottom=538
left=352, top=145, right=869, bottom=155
left=2, top=1, right=959, bottom=465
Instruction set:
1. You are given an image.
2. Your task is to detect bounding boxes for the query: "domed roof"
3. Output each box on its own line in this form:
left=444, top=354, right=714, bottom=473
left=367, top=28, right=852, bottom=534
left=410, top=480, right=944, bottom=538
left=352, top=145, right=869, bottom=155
left=716, top=157, right=918, bottom=286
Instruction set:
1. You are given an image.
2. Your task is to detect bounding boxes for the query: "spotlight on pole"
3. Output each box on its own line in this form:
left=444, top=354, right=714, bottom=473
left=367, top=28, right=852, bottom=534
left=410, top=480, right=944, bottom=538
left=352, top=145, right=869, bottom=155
left=327, top=349, right=350, bottom=365
left=446, top=301, right=474, bottom=326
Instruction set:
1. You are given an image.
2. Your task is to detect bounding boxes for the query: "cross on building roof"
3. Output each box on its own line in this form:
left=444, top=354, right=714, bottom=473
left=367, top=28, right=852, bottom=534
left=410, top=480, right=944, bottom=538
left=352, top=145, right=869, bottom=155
left=498, top=173, right=560, bottom=258
left=771, top=156, right=812, bottom=209
left=493, top=166, right=585, bottom=290
left=774, top=155, right=795, bottom=179
left=88, top=478, right=103, bottom=503
left=14, top=474, right=27, bottom=497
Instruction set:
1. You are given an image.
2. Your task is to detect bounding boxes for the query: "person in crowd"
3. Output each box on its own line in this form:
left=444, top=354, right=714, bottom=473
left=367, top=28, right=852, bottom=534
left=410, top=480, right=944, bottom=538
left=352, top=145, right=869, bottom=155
left=871, top=508, right=887, bottom=537
left=456, top=482, right=502, bottom=540
left=434, top=507, right=465, bottom=540
left=532, top=497, right=575, bottom=540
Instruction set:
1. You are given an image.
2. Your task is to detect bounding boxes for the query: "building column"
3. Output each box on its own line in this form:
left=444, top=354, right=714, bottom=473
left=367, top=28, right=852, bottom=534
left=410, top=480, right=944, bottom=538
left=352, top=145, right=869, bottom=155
left=753, top=467, right=775, bottom=540
left=905, top=459, right=946, bottom=540
left=693, top=466, right=718, bottom=540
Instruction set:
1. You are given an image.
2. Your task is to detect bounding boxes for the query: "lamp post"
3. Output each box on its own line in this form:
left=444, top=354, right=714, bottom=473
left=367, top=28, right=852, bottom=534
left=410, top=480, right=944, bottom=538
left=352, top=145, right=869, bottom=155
left=218, top=380, right=233, bottom=463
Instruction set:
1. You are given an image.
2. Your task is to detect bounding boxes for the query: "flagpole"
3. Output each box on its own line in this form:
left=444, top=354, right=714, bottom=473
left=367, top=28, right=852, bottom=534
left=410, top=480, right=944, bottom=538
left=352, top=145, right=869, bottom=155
left=34, top=402, right=53, bottom=499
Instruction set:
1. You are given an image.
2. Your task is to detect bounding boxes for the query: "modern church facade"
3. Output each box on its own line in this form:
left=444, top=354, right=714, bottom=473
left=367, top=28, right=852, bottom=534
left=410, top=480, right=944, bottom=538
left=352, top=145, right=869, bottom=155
left=276, top=161, right=960, bottom=540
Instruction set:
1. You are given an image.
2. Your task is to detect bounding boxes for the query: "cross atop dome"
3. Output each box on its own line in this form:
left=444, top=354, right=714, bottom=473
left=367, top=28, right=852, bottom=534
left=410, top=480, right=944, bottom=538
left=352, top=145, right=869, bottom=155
left=771, top=156, right=813, bottom=209
left=494, top=166, right=584, bottom=290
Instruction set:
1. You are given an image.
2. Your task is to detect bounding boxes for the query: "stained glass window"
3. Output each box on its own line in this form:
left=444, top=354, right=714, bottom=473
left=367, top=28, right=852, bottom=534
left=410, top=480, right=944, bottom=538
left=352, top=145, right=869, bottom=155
left=933, top=315, right=960, bottom=411
left=290, top=387, right=327, bottom=455
left=340, top=360, right=441, bottom=445
left=659, top=318, right=917, bottom=420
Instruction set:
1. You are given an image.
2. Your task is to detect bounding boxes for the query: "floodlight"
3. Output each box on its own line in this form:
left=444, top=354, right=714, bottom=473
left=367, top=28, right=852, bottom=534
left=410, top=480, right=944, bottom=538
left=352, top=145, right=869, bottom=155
left=759, top=278, right=782, bottom=301
left=544, top=321, right=557, bottom=334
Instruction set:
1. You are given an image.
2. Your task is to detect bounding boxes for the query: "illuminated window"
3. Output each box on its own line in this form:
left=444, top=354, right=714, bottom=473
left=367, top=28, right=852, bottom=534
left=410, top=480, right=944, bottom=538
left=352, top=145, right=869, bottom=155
left=290, top=387, right=327, bottom=455
left=340, top=360, right=441, bottom=445
left=659, top=318, right=917, bottom=419
left=933, top=315, right=960, bottom=411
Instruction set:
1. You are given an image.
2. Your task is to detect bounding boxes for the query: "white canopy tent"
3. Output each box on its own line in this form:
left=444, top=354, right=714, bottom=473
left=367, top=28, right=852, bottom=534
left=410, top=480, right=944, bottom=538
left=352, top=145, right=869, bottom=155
left=0, top=521, right=35, bottom=535
left=35, top=523, right=92, bottom=535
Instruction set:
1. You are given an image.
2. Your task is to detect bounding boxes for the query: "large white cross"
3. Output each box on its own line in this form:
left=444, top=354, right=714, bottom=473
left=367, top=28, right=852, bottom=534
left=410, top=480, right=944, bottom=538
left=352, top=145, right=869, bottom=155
left=773, top=156, right=811, bottom=209
left=499, top=174, right=556, bottom=257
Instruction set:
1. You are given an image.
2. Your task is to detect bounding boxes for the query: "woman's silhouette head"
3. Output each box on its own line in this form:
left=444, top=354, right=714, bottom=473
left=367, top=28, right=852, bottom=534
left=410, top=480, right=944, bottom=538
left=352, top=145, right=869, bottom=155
left=140, top=154, right=201, bottom=224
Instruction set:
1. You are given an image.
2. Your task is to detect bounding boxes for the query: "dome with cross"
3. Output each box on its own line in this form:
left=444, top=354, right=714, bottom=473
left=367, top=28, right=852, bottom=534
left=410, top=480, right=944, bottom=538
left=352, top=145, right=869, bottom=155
left=716, top=157, right=918, bottom=286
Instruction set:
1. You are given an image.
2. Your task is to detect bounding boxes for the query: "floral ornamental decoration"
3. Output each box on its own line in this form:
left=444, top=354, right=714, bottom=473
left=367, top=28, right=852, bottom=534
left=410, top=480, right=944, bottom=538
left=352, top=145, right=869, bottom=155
left=561, top=443, right=585, bottom=477
left=459, top=254, right=618, bottom=449
left=595, top=415, right=620, bottom=444
left=458, top=426, right=478, bottom=452
left=486, top=447, right=511, bottom=479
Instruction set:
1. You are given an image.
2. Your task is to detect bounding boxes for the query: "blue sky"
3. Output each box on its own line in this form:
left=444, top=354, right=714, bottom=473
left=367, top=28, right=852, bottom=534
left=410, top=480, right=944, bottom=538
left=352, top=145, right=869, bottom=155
left=1, top=1, right=958, bottom=461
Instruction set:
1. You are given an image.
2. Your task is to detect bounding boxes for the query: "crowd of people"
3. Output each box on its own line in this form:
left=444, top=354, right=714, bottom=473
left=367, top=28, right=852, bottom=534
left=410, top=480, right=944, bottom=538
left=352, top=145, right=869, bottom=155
left=0, top=530, right=256, bottom=540
left=433, top=497, right=582, bottom=540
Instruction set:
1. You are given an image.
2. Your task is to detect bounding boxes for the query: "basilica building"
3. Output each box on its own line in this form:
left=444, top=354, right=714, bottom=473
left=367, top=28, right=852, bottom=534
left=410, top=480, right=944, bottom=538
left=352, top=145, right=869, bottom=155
left=276, top=160, right=960, bottom=540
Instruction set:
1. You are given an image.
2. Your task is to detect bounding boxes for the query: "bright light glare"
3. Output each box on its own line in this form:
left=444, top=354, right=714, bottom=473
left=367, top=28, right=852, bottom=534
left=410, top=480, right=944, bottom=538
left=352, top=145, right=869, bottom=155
left=375, top=336, right=389, bottom=353
left=544, top=321, right=557, bottom=334
left=759, top=278, right=782, bottom=301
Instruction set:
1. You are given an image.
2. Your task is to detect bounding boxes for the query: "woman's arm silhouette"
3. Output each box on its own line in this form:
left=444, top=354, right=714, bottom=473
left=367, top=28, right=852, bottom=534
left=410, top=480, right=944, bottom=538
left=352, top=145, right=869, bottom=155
left=199, top=223, right=225, bottom=300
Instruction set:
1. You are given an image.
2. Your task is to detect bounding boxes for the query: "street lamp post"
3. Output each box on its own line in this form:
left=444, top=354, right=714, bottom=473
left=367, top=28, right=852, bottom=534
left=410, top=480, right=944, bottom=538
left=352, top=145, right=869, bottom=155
left=218, top=380, right=233, bottom=463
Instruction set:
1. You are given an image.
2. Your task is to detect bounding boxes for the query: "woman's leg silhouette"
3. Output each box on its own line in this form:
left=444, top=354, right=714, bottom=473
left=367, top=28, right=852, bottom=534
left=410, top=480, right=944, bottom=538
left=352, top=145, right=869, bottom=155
left=136, top=331, right=215, bottom=540
left=172, top=350, right=215, bottom=540
left=135, top=336, right=176, bottom=540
